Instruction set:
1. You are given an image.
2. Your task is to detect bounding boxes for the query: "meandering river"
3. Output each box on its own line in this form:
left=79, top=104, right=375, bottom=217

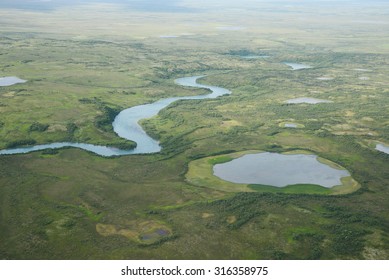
left=0, top=76, right=230, bottom=156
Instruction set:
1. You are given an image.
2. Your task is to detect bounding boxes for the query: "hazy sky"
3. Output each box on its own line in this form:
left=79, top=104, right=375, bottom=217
left=0, top=1, right=193, bottom=12
left=0, top=0, right=387, bottom=11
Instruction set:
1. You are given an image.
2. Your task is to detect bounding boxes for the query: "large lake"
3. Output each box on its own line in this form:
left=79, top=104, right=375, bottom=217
left=213, top=152, right=350, bottom=188
left=0, top=76, right=230, bottom=157
left=0, top=76, right=27, bottom=86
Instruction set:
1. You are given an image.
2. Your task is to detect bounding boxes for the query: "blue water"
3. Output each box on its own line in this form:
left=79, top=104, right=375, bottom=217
left=213, top=152, right=350, bottom=188
left=240, top=55, right=270, bottom=59
left=0, top=142, right=133, bottom=157
left=286, top=97, right=332, bottom=104
left=376, top=143, right=389, bottom=155
left=283, top=62, right=312, bottom=70
left=0, top=76, right=27, bottom=86
left=0, top=76, right=230, bottom=157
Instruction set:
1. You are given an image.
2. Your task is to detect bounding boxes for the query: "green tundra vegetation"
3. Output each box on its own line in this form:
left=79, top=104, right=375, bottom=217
left=0, top=1, right=388, bottom=259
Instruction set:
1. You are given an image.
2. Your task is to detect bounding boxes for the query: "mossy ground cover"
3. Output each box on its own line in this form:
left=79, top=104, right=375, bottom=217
left=0, top=1, right=388, bottom=259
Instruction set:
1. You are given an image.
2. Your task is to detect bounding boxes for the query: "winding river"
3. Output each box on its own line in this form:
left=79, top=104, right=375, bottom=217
left=0, top=76, right=230, bottom=157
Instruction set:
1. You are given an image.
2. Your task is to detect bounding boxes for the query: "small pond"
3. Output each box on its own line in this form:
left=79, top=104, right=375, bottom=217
left=376, top=143, right=389, bottom=155
left=286, top=97, right=332, bottom=104
left=283, top=62, right=311, bottom=70
left=213, top=152, right=350, bottom=188
left=284, top=123, right=298, bottom=128
left=317, top=77, right=334, bottom=81
left=0, top=76, right=27, bottom=86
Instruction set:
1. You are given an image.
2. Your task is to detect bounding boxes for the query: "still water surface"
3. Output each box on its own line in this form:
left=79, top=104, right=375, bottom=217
left=284, top=123, right=298, bottom=128
left=283, top=62, right=311, bottom=70
left=286, top=97, right=332, bottom=104
left=213, top=152, right=350, bottom=188
left=0, top=76, right=27, bottom=86
left=376, top=143, right=389, bottom=155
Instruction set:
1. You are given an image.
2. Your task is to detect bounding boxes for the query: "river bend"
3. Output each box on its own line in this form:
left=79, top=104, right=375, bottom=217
left=0, top=76, right=230, bottom=156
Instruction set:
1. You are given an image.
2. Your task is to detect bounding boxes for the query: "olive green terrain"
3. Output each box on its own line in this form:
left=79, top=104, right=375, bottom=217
left=0, top=2, right=388, bottom=259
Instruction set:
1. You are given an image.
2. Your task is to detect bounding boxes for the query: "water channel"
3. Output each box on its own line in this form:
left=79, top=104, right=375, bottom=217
left=0, top=76, right=230, bottom=156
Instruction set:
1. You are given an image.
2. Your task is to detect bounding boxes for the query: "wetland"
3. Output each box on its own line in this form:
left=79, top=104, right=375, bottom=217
left=0, top=0, right=388, bottom=260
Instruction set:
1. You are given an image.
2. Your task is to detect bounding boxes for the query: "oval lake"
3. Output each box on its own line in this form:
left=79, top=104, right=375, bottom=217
left=213, top=152, right=350, bottom=188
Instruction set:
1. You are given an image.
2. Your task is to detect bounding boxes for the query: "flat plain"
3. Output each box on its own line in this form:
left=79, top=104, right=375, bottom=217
left=0, top=0, right=388, bottom=259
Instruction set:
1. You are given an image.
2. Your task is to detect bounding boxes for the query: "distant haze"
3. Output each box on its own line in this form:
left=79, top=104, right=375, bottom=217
left=0, top=0, right=197, bottom=12
left=1, top=0, right=387, bottom=12
left=8, top=0, right=180, bottom=7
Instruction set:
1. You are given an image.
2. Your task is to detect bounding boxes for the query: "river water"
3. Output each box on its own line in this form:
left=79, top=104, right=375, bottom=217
left=0, top=76, right=230, bottom=156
